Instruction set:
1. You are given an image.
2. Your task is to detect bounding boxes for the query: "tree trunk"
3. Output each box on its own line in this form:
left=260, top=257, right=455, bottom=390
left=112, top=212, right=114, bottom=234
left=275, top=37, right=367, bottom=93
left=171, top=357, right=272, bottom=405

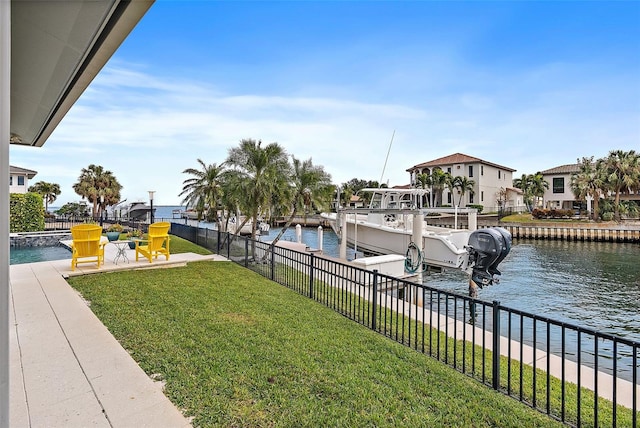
left=271, top=206, right=299, bottom=248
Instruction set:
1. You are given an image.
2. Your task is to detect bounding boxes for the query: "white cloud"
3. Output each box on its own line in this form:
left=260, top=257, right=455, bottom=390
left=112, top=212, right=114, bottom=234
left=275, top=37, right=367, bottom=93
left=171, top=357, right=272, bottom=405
left=10, top=56, right=639, bottom=208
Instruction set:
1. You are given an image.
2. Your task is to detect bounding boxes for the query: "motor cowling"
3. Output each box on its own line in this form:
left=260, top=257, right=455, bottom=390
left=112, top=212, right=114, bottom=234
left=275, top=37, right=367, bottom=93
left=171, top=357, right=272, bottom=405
left=466, top=227, right=512, bottom=288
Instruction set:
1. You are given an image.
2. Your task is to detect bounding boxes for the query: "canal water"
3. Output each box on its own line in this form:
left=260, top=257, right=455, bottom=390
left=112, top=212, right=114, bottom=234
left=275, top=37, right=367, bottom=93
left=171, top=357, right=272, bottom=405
left=261, top=226, right=640, bottom=343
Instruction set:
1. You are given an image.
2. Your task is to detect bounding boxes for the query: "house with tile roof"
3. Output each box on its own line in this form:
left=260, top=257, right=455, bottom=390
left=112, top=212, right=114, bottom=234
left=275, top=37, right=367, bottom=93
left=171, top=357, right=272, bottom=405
left=406, top=153, right=522, bottom=213
left=9, top=165, right=37, bottom=194
left=541, top=161, right=640, bottom=216
left=539, top=164, right=583, bottom=212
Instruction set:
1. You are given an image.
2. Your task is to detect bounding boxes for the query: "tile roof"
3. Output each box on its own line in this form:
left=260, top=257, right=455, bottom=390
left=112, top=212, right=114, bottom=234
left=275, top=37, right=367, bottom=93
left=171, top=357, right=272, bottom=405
left=540, top=164, right=581, bottom=175
left=9, top=165, right=38, bottom=178
left=407, top=153, right=516, bottom=172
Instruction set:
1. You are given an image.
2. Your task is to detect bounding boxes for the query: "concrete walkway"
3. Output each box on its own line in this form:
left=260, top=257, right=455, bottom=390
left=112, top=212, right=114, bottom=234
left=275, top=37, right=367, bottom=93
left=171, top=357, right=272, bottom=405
left=9, top=241, right=228, bottom=427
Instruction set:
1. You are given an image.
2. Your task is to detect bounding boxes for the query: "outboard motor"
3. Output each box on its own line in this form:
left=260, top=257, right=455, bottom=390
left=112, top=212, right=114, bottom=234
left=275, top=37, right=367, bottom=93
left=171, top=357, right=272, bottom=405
left=466, top=227, right=512, bottom=288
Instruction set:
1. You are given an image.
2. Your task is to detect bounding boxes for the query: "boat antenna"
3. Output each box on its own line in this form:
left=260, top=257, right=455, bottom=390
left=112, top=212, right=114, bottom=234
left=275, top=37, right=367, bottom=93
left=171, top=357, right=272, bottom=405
left=379, top=130, right=395, bottom=187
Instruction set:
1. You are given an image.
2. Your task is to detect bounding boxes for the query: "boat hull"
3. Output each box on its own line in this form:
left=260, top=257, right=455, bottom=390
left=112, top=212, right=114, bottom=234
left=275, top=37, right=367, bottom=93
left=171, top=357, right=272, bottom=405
left=322, top=212, right=469, bottom=269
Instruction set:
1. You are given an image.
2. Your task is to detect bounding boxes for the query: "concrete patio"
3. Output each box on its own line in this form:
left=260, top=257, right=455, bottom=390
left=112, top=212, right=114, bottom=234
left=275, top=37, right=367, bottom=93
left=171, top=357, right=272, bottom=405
left=9, top=241, right=228, bottom=427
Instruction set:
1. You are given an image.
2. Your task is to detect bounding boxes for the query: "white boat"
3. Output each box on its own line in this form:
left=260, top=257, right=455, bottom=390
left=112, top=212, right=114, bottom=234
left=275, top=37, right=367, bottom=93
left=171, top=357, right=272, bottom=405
left=227, top=216, right=270, bottom=235
left=123, top=202, right=155, bottom=221
left=321, top=188, right=478, bottom=270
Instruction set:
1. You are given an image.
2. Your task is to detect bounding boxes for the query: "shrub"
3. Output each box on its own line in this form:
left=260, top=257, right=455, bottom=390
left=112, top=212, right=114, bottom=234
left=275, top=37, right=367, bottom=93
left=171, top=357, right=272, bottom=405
left=107, top=223, right=124, bottom=232
left=466, top=204, right=484, bottom=214
left=531, top=208, right=574, bottom=219
left=601, top=212, right=614, bottom=221
left=10, top=193, right=45, bottom=232
left=126, top=228, right=143, bottom=239
left=531, top=208, right=547, bottom=219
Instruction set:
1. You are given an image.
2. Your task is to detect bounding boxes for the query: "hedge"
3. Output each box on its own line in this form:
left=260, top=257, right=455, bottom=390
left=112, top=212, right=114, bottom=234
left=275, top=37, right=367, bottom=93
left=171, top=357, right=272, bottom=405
left=10, top=193, right=45, bottom=232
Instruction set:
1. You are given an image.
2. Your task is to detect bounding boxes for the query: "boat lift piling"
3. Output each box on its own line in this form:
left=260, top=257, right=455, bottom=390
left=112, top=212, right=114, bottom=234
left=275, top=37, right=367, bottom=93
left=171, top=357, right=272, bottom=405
left=339, top=212, right=347, bottom=260
left=317, top=226, right=323, bottom=253
left=411, top=213, right=424, bottom=306
left=295, top=224, right=302, bottom=244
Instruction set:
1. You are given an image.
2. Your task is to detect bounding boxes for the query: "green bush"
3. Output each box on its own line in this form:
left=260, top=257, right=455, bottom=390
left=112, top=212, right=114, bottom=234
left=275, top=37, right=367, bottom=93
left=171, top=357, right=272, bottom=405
left=601, top=212, right=614, bottom=221
left=10, top=193, right=45, bottom=232
left=532, top=208, right=574, bottom=219
left=466, top=204, right=484, bottom=214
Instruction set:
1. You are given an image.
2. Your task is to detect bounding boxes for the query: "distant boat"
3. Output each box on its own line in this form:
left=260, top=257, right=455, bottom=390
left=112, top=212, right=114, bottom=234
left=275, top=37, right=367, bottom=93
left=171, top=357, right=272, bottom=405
left=179, top=209, right=200, bottom=220
left=124, top=202, right=155, bottom=221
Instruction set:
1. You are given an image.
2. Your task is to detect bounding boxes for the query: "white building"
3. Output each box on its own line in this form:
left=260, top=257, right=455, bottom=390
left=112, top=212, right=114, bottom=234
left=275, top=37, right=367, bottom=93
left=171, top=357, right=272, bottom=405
left=406, top=153, right=521, bottom=213
left=8, top=165, right=37, bottom=194
left=540, top=164, right=582, bottom=211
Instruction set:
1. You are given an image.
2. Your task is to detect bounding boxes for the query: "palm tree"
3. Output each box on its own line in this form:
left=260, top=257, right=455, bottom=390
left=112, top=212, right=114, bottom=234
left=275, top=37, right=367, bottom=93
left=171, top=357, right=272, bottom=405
left=513, top=173, right=548, bottom=212
left=430, top=168, right=449, bottom=207
left=28, top=181, right=61, bottom=213
left=218, top=168, right=248, bottom=237
left=179, top=159, right=226, bottom=226
left=225, top=139, right=290, bottom=240
left=72, top=164, right=122, bottom=220
left=443, top=172, right=456, bottom=206
left=603, top=150, right=640, bottom=220
left=270, top=156, right=332, bottom=246
left=571, top=156, right=606, bottom=221
left=453, top=176, right=475, bottom=206
left=529, top=172, right=549, bottom=209
left=415, top=172, right=432, bottom=207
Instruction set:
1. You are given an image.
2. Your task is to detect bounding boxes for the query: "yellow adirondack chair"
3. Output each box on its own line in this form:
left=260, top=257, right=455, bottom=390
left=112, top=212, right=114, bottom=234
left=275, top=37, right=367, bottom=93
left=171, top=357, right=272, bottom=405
left=135, top=222, right=171, bottom=263
left=70, top=224, right=106, bottom=271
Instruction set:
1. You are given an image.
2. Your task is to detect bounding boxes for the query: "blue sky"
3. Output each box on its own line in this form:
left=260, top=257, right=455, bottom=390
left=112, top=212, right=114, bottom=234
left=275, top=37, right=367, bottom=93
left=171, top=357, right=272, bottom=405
left=10, top=1, right=640, bottom=206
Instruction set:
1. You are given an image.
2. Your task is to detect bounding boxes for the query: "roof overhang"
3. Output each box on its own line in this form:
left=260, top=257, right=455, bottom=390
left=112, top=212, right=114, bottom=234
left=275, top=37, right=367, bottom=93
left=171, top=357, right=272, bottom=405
left=10, top=0, right=154, bottom=147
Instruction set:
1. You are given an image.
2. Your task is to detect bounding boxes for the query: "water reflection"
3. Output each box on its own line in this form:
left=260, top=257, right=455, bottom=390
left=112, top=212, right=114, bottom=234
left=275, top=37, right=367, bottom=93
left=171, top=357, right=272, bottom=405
left=425, top=238, right=640, bottom=342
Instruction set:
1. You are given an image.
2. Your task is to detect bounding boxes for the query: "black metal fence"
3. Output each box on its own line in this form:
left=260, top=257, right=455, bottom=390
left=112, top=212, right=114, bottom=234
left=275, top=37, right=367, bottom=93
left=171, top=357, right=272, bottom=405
left=44, top=215, right=150, bottom=233
left=171, top=223, right=638, bottom=428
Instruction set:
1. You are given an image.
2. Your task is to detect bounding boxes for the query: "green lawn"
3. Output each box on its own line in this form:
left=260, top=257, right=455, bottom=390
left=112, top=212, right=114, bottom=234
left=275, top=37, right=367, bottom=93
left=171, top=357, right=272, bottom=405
left=169, top=234, right=213, bottom=255
left=111, top=233, right=213, bottom=255
left=69, top=261, right=563, bottom=427
left=499, top=213, right=594, bottom=224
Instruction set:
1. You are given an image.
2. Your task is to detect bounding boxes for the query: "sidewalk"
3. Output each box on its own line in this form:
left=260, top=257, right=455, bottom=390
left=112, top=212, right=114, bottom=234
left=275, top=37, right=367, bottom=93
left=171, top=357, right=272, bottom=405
left=10, top=242, right=228, bottom=427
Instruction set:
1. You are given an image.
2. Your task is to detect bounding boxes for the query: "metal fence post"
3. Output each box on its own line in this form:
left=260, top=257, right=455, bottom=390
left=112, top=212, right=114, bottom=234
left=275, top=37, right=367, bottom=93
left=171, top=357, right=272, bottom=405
left=492, top=300, right=501, bottom=390
left=244, top=238, right=249, bottom=267
left=216, top=229, right=221, bottom=254
left=372, top=269, right=378, bottom=331
left=270, top=243, right=275, bottom=281
left=309, top=253, right=315, bottom=299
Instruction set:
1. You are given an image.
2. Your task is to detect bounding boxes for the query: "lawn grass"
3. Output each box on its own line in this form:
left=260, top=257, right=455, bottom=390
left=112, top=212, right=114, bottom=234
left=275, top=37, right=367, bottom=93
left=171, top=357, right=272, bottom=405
left=168, top=234, right=213, bottom=255
left=266, top=262, right=634, bottom=427
left=499, top=213, right=593, bottom=224
left=69, top=261, right=563, bottom=427
left=110, top=233, right=213, bottom=255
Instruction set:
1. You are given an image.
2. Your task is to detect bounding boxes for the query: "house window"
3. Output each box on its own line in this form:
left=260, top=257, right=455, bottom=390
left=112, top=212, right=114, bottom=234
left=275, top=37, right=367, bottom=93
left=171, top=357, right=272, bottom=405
left=447, top=193, right=452, bottom=204
left=447, top=167, right=451, bottom=174
left=9, top=176, right=12, bottom=186
left=468, top=165, right=473, bottom=177
left=481, top=165, right=484, bottom=176
left=469, top=193, right=474, bottom=204
left=498, top=170, right=501, bottom=179
left=553, top=177, right=564, bottom=193
left=481, top=191, right=484, bottom=202
left=17, top=176, right=25, bottom=186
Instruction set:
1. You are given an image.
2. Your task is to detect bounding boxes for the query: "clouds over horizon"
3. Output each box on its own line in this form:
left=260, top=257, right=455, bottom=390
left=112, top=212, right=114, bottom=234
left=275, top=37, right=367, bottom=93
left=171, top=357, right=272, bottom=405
left=11, top=26, right=639, bottom=206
